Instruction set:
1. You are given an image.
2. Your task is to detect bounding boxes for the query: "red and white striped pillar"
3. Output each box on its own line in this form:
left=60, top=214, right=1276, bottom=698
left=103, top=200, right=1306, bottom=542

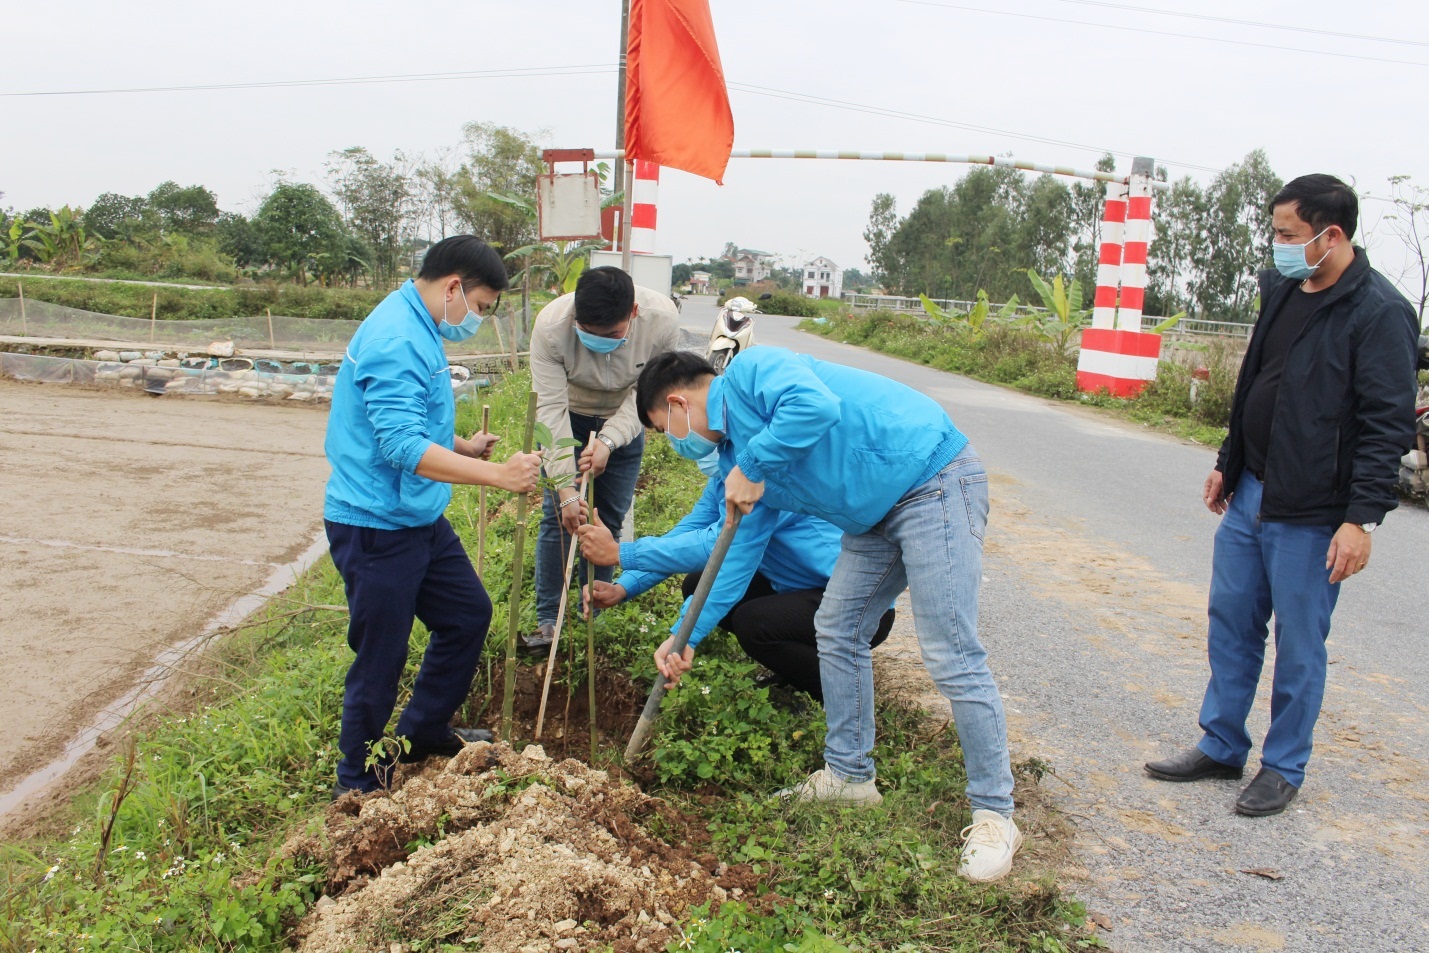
left=1089, top=181, right=1127, bottom=330
left=1076, top=156, right=1163, bottom=398
left=630, top=160, right=660, bottom=254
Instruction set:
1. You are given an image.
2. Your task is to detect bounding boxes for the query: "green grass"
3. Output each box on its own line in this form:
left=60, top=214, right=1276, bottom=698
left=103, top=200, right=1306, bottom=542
left=1, top=275, right=389, bottom=322
left=801, top=311, right=1233, bottom=447
left=0, top=371, right=1093, bottom=952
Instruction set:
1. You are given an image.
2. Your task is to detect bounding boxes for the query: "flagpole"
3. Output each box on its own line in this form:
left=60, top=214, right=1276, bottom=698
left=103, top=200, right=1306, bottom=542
left=620, top=158, right=635, bottom=275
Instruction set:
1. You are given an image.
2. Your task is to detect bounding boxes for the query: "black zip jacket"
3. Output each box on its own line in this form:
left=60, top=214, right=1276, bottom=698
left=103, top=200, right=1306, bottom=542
left=1216, top=247, right=1418, bottom=526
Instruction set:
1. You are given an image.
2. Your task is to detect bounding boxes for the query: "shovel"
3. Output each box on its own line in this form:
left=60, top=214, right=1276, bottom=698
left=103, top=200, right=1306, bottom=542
left=624, top=510, right=744, bottom=762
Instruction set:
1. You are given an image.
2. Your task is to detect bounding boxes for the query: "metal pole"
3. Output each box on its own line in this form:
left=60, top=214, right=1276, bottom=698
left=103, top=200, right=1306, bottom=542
left=619, top=159, right=635, bottom=276
left=624, top=510, right=743, bottom=762
left=614, top=0, right=630, bottom=199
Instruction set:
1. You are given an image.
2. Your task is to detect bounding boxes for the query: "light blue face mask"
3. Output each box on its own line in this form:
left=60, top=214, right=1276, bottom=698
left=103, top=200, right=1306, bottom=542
left=438, top=285, right=483, bottom=342
left=1272, top=227, right=1331, bottom=281
left=666, top=401, right=719, bottom=461
left=576, top=327, right=626, bottom=354
left=695, top=448, right=723, bottom=478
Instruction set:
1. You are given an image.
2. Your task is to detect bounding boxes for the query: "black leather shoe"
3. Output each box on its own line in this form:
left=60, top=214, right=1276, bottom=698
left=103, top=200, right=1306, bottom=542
left=330, top=781, right=373, bottom=801
left=1235, top=768, right=1298, bottom=816
left=752, top=669, right=786, bottom=690
left=399, top=727, right=495, bottom=763
left=518, top=624, right=556, bottom=657
left=1145, top=747, right=1243, bottom=782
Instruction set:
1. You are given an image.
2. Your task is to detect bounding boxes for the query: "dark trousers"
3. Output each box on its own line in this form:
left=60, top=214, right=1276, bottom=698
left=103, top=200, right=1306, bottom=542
left=326, top=517, right=492, bottom=791
left=681, top=571, right=895, bottom=703
left=535, top=412, right=644, bottom=625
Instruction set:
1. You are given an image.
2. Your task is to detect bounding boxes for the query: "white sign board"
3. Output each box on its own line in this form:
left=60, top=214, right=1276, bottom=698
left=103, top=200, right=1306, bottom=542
left=537, top=172, right=601, bottom=241
left=588, top=251, right=673, bottom=298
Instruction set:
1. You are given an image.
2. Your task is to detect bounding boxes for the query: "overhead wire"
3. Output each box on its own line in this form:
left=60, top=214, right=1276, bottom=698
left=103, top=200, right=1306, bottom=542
left=1051, top=0, right=1429, bottom=48
left=896, top=0, right=1429, bottom=69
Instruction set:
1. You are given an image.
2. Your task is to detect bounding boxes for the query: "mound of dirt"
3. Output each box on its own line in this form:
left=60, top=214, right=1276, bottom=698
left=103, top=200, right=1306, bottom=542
left=291, top=743, right=759, bottom=953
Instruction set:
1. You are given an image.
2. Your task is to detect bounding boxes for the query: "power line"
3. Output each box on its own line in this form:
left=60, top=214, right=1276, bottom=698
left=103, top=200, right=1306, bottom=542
left=1052, top=0, right=1429, bottom=48
left=896, top=0, right=1429, bottom=69
left=0, top=64, right=618, bottom=98
left=728, top=82, right=1223, bottom=175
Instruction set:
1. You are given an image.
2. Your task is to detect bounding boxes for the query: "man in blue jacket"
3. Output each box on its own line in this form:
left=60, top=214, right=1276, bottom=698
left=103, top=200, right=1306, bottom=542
left=635, top=347, right=1021, bottom=883
left=1146, top=175, right=1419, bottom=817
left=576, top=453, right=895, bottom=702
left=324, top=236, right=542, bottom=797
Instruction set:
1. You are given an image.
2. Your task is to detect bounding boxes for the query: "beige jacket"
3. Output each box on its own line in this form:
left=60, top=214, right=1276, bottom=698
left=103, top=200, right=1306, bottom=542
left=530, top=285, right=681, bottom=479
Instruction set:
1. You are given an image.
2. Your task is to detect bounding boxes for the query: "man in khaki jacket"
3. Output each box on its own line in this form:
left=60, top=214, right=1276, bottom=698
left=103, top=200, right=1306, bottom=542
left=524, top=266, right=681, bottom=653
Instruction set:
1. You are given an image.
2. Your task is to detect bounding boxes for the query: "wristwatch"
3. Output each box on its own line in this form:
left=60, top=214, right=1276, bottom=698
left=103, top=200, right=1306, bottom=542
left=1359, top=522, right=1378, bottom=534
left=596, top=433, right=617, bottom=453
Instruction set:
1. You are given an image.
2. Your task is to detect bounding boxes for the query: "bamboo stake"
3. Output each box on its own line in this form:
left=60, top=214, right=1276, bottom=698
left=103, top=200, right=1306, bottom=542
left=534, top=470, right=591, bottom=738
left=585, top=474, right=598, bottom=764
left=476, top=404, right=491, bottom=577
left=17, top=281, right=26, bottom=335
left=149, top=292, right=157, bottom=343
left=501, top=390, right=539, bottom=741
left=625, top=511, right=744, bottom=762
left=509, top=312, right=520, bottom=373
left=491, top=304, right=508, bottom=359
left=266, top=308, right=275, bottom=349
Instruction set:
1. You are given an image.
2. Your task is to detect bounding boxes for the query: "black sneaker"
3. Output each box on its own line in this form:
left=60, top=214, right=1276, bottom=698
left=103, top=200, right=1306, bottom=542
left=518, top=623, right=556, bottom=657
left=330, top=781, right=373, bottom=801
left=399, top=727, right=494, bottom=763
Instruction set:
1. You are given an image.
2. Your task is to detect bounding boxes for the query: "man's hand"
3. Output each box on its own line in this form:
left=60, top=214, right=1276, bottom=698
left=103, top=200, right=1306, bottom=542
left=1203, top=469, right=1231, bottom=515
left=582, top=580, right=626, bottom=617
left=557, top=486, right=584, bottom=535
left=654, top=635, right=695, bottom=685
left=576, top=507, right=620, bottom=565
left=500, top=451, right=543, bottom=493
left=464, top=431, right=500, bottom=460
left=1326, top=523, right=1373, bottom=584
left=725, top=464, right=764, bottom=525
left=579, top=437, right=612, bottom=477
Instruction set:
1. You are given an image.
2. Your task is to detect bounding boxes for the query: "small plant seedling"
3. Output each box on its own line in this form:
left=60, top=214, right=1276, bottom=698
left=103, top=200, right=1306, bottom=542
left=363, top=734, right=411, bottom=790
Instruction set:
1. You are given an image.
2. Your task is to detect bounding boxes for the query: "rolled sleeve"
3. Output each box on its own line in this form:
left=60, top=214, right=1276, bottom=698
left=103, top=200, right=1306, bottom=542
left=355, top=335, right=434, bottom=473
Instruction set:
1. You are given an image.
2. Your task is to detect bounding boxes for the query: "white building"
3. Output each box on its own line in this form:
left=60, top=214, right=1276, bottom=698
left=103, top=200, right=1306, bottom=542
left=802, top=256, right=842, bottom=299
left=731, top=251, right=773, bottom=284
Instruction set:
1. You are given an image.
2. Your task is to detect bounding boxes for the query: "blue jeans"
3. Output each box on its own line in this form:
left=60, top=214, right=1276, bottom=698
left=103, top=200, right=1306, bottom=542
left=814, top=445, right=1015, bottom=815
left=326, top=517, right=492, bottom=791
left=534, top=412, right=645, bottom=625
left=1196, top=473, right=1340, bottom=788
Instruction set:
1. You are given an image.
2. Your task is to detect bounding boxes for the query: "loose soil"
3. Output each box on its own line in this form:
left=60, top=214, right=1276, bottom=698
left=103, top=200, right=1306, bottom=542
left=291, top=742, right=761, bottom=953
left=476, top=660, right=646, bottom=766
left=0, top=379, right=331, bottom=832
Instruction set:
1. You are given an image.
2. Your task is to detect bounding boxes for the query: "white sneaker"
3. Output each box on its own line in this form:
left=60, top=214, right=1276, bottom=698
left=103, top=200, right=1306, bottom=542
left=957, top=809, right=1022, bottom=882
left=775, top=765, right=883, bottom=806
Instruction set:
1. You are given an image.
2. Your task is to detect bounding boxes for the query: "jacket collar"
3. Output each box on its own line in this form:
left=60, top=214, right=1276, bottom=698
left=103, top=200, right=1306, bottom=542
left=707, top=376, right=728, bottom=434
left=399, top=279, right=441, bottom=344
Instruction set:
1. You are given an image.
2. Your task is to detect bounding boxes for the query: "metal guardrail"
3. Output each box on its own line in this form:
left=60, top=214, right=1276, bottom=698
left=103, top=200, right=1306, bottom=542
left=841, top=292, right=1255, bottom=340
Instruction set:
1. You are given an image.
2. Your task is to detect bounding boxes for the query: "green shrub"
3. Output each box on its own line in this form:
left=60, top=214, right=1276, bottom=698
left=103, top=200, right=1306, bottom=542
left=759, top=292, right=820, bottom=318
left=0, top=275, right=387, bottom=322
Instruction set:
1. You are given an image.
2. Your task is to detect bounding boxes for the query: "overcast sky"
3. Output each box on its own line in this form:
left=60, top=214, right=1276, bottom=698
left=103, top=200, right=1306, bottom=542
left=4, top=0, right=1426, bottom=288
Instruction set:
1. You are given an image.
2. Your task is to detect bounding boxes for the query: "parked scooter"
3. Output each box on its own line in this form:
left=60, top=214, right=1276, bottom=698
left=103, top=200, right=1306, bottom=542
left=707, top=292, right=771, bottom=374
left=1397, top=334, right=1429, bottom=499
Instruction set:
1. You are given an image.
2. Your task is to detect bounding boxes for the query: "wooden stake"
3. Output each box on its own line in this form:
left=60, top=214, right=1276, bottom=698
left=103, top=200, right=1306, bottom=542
left=501, top=390, right=539, bottom=742
left=149, top=292, right=157, bottom=343
left=585, top=473, right=598, bottom=764
left=491, top=304, right=508, bottom=359
left=17, top=281, right=26, bottom=335
left=535, top=471, right=590, bottom=739
left=476, top=404, right=491, bottom=577
left=267, top=308, right=275, bottom=349
left=509, top=312, right=520, bottom=373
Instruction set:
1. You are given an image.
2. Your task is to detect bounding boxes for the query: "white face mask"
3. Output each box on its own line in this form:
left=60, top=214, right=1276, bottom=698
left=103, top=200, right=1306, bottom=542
left=438, top=284, right=483, bottom=342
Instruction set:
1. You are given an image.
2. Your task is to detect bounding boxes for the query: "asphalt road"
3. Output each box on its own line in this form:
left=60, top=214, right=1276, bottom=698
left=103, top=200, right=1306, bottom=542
left=679, top=295, right=1429, bottom=952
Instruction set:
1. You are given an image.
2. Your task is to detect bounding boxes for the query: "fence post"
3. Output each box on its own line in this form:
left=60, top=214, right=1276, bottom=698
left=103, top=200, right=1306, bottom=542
left=18, top=281, right=26, bottom=335
left=149, top=293, right=158, bottom=344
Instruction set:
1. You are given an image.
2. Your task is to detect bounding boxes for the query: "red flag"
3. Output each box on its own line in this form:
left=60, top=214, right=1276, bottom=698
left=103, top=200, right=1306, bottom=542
left=624, top=0, right=734, bottom=184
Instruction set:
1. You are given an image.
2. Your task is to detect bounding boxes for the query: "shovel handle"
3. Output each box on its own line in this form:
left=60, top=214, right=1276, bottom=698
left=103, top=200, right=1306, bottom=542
left=624, top=509, right=744, bottom=762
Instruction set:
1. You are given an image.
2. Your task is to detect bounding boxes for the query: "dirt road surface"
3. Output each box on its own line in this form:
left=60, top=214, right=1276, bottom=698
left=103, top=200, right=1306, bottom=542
left=0, top=381, right=330, bottom=826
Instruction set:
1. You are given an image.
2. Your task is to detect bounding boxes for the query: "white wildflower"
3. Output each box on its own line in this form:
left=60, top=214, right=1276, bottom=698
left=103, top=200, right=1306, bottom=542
left=42, top=864, right=60, bottom=882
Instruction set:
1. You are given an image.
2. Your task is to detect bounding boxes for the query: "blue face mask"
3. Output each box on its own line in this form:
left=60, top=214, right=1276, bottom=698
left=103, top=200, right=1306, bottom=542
left=667, top=401, right=719, bottom=461
left=696, top=448, right=723, bottom=478
left=438, top=285, right=483, bottom=342
left=1272, top=227, right=1331, bottom=281
left=576, top=327, right=626, bottom=354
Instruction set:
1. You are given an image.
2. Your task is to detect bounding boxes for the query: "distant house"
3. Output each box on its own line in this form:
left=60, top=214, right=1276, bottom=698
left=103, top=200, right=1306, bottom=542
left=802, top=257, right=842, bottom=299
left=689, top=270, right=711, bottom=293
left=724, top=246, right=776, bottom=285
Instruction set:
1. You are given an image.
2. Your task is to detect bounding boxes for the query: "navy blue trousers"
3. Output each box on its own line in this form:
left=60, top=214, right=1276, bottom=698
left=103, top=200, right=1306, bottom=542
left=326, top=517, right=492, bottom=791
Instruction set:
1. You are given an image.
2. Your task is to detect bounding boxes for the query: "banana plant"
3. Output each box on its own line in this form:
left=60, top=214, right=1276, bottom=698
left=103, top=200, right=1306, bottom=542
left=919, top=291, right=1020, bottom=336
left=0, top=219, right=31, bottom=266
left=1026, top=270, right=1089, bottom=355
left=23, top=206, right=104, bottom=267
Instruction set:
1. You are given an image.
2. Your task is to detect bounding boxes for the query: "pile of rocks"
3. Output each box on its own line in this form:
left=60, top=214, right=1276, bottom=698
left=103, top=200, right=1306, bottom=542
left=91, top=347, right=336, bottom=401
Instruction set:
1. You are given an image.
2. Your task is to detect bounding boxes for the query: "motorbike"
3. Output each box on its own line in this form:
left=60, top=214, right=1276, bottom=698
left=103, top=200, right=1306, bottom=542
left=707, top=292, right=771, bottom=375
left=1398, top=333, right=1429, bottom=499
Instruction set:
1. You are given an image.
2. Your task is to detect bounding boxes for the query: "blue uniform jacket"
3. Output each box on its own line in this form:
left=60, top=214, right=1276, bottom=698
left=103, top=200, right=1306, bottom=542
left=616, top=472, right=844, bottom=648
left=718, top=346, right=968, bottom=536
left=324, top=281, right=457, bottom=530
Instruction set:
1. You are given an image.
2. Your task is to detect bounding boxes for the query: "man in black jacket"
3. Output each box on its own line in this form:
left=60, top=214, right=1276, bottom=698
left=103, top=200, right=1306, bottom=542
left=1146, top=174, right=1419, bottom=817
